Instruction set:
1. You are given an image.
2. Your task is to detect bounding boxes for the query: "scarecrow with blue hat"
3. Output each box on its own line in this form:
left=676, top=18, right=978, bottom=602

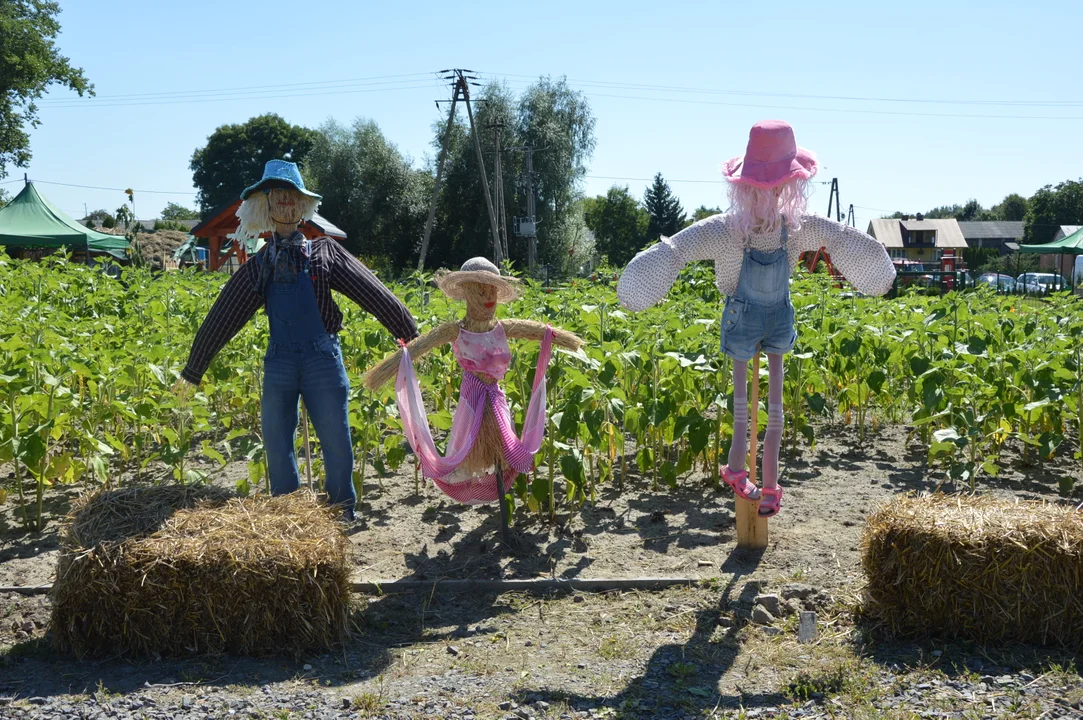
left=176, top=159, right=419, bottom=522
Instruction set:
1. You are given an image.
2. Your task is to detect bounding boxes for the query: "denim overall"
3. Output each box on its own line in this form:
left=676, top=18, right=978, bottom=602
left=720, top=222, right=797, bottom=362
left=262, top=245, right=356, bottom=516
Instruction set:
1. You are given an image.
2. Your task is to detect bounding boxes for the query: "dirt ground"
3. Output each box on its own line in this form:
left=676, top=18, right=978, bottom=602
left=1, top=424, right=1081, bottom=719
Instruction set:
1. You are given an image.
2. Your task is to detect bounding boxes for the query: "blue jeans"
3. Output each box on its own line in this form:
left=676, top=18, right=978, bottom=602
left=262, top=335, right=356, bottom=513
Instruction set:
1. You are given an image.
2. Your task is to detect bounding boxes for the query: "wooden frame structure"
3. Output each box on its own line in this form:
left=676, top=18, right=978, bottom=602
left=191, top=199, right=348, bottom=271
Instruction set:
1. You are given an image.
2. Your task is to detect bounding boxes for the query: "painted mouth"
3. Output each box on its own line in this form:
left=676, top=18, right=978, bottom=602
left=484, top=301, right=496, bottom=309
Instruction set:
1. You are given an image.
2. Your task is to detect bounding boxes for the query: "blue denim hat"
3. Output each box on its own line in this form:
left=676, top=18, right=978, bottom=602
left=240, top=159, right=322, bottom=201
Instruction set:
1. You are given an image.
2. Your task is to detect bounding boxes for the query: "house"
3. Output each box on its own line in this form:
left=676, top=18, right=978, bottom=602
left=867, top=216, right=969, bottom=263
left=957, top=221, right=1024, bottom=255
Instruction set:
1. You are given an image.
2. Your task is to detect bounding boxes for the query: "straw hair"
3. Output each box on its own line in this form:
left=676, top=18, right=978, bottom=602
left=860, top=493, right=1083, bottom=647
left=235, top=191, right=320, bottom=242
left=435, top=257, right=521, bottom=302
left=51, top=486, right=351, bottom=658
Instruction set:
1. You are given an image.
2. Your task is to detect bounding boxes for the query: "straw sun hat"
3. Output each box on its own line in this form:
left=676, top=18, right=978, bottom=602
left=435, top=257, right=521, bottom=302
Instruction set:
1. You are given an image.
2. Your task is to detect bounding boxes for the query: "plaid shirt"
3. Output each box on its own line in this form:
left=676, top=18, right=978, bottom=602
left=180, top=236, right=417, bottom=384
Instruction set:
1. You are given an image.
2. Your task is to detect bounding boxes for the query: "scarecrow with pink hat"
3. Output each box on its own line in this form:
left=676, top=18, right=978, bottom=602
left=617, top=120, right=895, bottom=517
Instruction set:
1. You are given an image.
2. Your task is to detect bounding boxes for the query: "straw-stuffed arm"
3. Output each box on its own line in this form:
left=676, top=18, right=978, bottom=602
left=790, top=215, right=897, bottom=296
left=501, top=319, right=584, bottom=351
left=362, top=321, right=460, bottom=392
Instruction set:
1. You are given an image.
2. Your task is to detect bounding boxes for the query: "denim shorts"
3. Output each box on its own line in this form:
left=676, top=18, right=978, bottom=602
left=720, top=297, right=797, bottom=361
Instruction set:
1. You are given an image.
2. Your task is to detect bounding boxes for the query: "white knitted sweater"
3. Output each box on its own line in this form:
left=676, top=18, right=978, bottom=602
left=617, top=213, right=896, bottom=312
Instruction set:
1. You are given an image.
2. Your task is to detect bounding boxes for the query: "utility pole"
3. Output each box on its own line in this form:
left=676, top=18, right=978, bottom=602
left=508, top=144, right=544, bottom=271
left=846, top=204, right=855, bottom=227
left=416, top=69, right=503, bottom=270
left=826, top=178, right=841, bottom=222
left=487, top=117, right=509, bottom=263
left=524, top=146, right=536, bottom=271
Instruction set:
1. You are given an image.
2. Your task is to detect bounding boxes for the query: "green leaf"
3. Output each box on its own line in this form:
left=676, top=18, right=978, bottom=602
left=909, top=356, right=931, bottom=377
left=530, top=475, right=551, bottom=505
left=838, top=336, right=862, bottom=357
left=866, top=370, right=886, bottom=394
left=805, top=393, right=827, bottom=416
left=90, top=455, right=108, bottom=484
left=560, top=452, right=586, bottom=486
left=201, top=440, right=226, bottom=466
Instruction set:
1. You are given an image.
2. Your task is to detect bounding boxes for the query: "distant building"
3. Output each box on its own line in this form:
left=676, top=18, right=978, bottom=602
left=1039, top=225, right=1082, bottom=277
left=867, top=216, right=968, bottom=262
left=957, top=221, right=1024, bottom=255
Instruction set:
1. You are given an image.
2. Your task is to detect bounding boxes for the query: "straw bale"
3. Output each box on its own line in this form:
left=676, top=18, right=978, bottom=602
left=860, top=493, right=1083, bottom=647
left=51, top=486, right=350, bottom=658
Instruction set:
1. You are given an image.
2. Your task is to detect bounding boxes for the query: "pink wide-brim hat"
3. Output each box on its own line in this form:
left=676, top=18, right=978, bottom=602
left=722, top=120, right=818, bottom=188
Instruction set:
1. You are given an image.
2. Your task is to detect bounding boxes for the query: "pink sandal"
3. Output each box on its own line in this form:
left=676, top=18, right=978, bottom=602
left=722, top=466, right=761, bottom=501
left=758, top=486, right=783, bottom=517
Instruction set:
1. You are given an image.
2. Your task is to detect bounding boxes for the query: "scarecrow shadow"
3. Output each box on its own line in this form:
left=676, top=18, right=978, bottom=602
left=400, top=503, right=553, bottom=582
left=511, top=547, right=787, bottom=717
left=623, top=492, right=733, bottom=555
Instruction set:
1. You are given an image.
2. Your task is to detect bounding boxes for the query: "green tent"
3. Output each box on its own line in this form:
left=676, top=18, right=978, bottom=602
left=1019, top=227, right=1083, bottom=291
left=0, top=182, right=130, bottom=260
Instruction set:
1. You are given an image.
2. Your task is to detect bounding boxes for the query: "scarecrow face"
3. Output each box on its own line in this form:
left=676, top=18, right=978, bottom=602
left=463, top=281, right=499, bottom=321
left=268, top=187, right=304, bottom=226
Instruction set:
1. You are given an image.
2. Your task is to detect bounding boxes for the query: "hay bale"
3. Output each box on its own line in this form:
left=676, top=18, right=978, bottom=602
left=860, top=493, right=1083, bottom=647
left=51, top=486, right=350, bottom=658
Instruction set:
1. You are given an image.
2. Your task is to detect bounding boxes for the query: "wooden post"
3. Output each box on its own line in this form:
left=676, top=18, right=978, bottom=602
left=736, top=349, right=769, bottom=549
left=301, top=401, right=313, bottom=491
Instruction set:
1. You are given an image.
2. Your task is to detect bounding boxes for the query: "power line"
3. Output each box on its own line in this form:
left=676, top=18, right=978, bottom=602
left=478, top=71, right=1083, bottom=108
left=39, top=81, right=445, bottom=109
left=32, top=179, right=196, bottom=195
left=586, top=174, right=724, bottom=184
left=37, top=72, right=438, bottom=104
left=566, top=90, right=1083, bottom=122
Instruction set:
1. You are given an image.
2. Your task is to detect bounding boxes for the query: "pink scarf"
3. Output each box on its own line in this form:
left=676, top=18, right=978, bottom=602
left=395, top=324, right=554, bottom=503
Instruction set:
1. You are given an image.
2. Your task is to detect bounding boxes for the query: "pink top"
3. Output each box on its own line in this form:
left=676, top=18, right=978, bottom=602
left=452, top=323, right=513, bottom=379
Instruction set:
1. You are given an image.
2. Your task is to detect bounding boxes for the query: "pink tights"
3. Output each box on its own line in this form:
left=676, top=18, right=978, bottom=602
left=726, top=353, right=784, bottom=490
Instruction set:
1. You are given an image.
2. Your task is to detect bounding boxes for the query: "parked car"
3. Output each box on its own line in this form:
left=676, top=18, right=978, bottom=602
left=1016, top=272, right=1070, bottom=294
left=976, top=273, right=1015, bottom=292
left=892, top=259, right=935, bottom=287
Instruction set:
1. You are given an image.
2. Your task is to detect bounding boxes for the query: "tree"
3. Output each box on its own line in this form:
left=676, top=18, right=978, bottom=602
left=515, top=76, right=596, bottom=272
left=0, top=1, right=93, bottom=179
left=160, top=202, right=199, bottom=221
left=189, top=113, right=316, bottom=212
left=1023, top=178, right=1083, bottom=245
left=0, top=188, right=8, bottom=209
left=924, top=199, right=990, bottom=221
left=426, top=77, right=596, bottom=275
left=644, top=173, right=685, bottom=239
left=990, top=193, right=1028, bottom=222
left=303, top=118, right=428, bottom=270
left=84, top=208, right=114, bottom=228
left=689, top=205, right=722, bottom=224
left=583, top=186, right=650, bottom=267
left=427, top=82, right=520, bottom=271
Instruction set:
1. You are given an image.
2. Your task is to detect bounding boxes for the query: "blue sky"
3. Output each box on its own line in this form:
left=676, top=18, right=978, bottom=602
left=7, top=0, right=1082, bottom=233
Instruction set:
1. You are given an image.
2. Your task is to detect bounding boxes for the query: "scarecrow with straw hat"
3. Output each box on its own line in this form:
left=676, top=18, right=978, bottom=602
left=175, top=159, right=418, bottom=522
left=617, top=120, right=896, bottom=518
left=363, top=257, right=583, bottom=549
